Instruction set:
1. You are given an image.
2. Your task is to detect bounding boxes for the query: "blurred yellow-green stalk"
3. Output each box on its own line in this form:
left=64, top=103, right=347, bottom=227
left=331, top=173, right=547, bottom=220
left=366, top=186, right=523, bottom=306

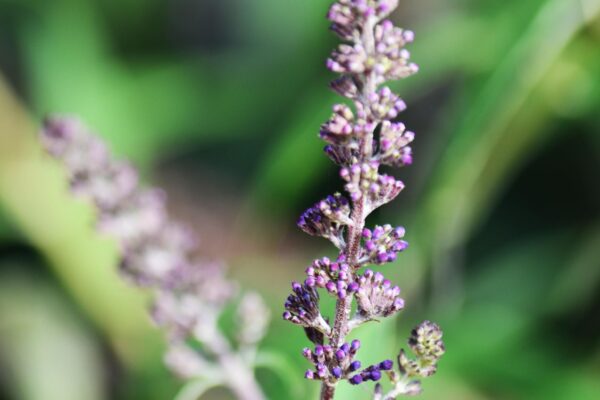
left=1, top=0, right=599, bottom=399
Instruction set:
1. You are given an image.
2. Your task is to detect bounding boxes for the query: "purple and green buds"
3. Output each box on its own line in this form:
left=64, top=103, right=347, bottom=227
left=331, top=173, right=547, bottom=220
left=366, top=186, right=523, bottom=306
left=287, top=0, right=445, bottom=398
left=298, top=193, right=352, bottom=248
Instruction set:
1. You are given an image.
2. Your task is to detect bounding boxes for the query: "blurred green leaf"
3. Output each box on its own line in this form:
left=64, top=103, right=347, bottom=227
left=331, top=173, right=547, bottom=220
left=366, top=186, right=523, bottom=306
left=16, top=0, right=338, bottom=169
left=0, top=269, right=106, bottom=400
left=248, top=85, right=335, bottom=214
left=418, top=0, right=600, bottom=249
left=547, top=225, right=600, bottom=313
left=0, top=75, right=160, bottom=365
left=174, top=380, right=219, bottom=400
left=255, top=350, right=304, bottom=399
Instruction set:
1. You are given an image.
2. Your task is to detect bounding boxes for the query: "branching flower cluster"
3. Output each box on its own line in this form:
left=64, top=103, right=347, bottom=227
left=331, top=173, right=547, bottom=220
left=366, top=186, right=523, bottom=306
left=283, top=1, right=445, bottom=399
left=40, top=116, right=269, bottom=400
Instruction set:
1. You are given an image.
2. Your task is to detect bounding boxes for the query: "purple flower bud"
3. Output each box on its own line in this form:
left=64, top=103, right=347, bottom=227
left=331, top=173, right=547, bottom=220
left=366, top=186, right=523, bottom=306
left=379, top=360, right=393, bottom=370
left=350, top=360, right=362, bottom=371
left=305, top=370, right=314, bottom=379
left=332, top=367, right=342, bottom=379
left=393, top=298, right=405, bottom=310
left=317, top=363, right=327, bottom=378
left=315, top=345, right=324, bottom=356
left=336, top=350, right=346, bottom=360
left=370, top=370, right=382, bottom=381
left=349, top=375, right=363, bottom=385
left=326, top=281, right=336, bottom=293
left=393, top=226, right=405, bottom=238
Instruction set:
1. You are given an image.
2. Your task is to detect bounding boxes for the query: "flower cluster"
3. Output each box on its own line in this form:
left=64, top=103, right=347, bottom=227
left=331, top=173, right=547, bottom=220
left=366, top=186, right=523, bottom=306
left=355, top=269, right=404, bottom=319
left=349, top=359, right=394, bottom=385
left=40, top=116, right=268, bottom=400
left=283, top=282, right=331, bottom=335
left=327, top=0, right=399, bottom=40
left=284, top=1, right=444, bottom=399
left=340, top=162, right=404, bottom=211
left=298, top=193, right=352, bottom=248
left=373, top=321, right=446, bottom=398
left=359, top=225, right=408, bottom=265
left=400, top=321, right=446, bottom=378
left=327, top=18, right=418, bottom=83
left=305, top=255, right=358, bottom=300
left=303, top=340, right=363, bottom=385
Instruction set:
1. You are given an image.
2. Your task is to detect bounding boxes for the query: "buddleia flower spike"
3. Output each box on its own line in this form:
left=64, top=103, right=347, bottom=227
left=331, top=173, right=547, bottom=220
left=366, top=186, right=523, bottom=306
left=41, top=116, right=269, bottom=400
left=282, top=1, right=445, bottom=399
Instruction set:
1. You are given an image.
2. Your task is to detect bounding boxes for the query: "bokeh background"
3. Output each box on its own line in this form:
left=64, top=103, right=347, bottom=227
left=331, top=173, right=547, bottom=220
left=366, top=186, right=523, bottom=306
left=1, top=0, right=600, bottom=399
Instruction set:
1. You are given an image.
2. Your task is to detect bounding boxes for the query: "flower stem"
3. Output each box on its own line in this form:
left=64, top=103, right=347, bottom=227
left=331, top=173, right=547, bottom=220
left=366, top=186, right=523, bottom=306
left=219, top=352, right=265, bottom=400
left=207, top=330, right=265, bottom=400
left=320, top=14, right=378, bottom=400
left=320, top=191, right=368, bottom=400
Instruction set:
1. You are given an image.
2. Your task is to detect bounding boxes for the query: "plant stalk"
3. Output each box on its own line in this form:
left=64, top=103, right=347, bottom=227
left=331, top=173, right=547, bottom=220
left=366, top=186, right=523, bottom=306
left=319, top=15, right=378, bottom=400
left=207, top=329, right=265, bottom=400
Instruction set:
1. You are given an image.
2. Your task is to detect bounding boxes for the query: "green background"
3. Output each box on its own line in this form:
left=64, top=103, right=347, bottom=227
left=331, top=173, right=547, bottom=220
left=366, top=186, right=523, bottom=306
left=0, top=0, right=599, bottom=399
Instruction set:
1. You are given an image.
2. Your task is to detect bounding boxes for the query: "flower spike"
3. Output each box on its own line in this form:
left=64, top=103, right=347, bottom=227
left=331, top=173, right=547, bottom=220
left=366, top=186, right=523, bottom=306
left=283, top=1, right=445, bottom=399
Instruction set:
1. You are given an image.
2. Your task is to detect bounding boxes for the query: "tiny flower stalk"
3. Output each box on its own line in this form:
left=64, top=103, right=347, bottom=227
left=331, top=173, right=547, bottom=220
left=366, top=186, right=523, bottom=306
left=40, top=116, right=268, bottom=400
left=284, top=1, right=445, bottom=399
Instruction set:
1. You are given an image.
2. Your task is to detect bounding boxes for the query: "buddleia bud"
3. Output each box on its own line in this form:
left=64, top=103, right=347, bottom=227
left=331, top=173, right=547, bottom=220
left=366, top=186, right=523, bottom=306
left=398, top=321, right=445, bottom=378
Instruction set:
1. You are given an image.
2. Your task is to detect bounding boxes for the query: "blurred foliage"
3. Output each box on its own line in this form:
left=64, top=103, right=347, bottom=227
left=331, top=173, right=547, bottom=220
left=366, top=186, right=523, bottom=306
left=0, top=0, right=599, bottom=399
left=0, top=265, right=105, bottom=400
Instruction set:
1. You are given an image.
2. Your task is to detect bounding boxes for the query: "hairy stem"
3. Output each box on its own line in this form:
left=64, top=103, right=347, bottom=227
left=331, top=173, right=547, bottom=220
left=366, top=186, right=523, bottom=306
left=320, top=382, right=336, bottom=400
left=320, top=198, right=367, bottom=400
left=320, top=15, right=378, bottom=400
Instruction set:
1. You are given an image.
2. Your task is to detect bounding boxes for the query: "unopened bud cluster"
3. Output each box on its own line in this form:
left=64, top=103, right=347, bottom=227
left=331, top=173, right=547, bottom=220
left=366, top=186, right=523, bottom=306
left=374, top=321, right=445, bottom=398
left=303, top=340, right=363, bottom=384
left=283, top=1, right=444, bottom=399
left=40, top=116, right=268, bottom=400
